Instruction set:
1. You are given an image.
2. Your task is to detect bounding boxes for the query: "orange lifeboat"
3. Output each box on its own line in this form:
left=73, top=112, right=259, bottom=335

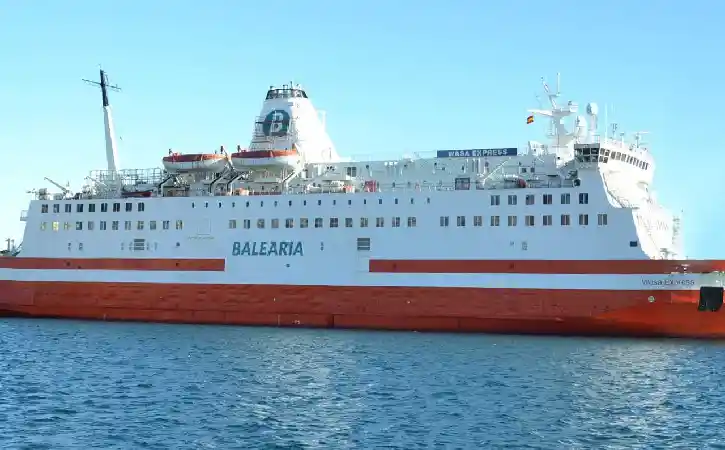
left=230, top=144, right=301, bottom=172
left=162, top=150, right=229, bottom=174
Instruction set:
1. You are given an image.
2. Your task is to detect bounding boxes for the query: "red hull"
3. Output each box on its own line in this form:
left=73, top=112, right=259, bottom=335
left=0, top=280, right=722, bottom=339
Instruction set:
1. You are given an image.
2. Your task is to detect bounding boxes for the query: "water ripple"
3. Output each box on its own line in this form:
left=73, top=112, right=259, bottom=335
left=1, top=319, right=725, bottom=449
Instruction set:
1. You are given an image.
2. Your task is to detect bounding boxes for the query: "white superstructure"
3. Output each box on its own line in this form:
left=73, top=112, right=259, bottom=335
left=13, top=74, right=683, bottom=280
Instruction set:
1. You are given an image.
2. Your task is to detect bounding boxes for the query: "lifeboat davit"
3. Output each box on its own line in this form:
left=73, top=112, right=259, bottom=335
left=230, top=146, right=301, bottom=172
left=162, top=153, right=229, bottom=174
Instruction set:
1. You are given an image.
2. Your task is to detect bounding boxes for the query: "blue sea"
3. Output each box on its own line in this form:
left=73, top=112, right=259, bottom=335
left=1, top=319, right=724, bottom=449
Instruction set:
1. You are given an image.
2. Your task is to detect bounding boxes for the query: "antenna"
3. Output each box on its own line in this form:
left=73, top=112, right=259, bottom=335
left=83, top=68, right=121, bottom=107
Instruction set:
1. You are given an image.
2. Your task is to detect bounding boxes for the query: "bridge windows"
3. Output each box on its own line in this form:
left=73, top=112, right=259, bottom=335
left=229, top=220, right=237, bottom=229
left=299, top=218, right=308, bottom=228
left=271, top=219, right=280, bottom=229
left=286, top=218, right=295, bottom=228
left=561, top=193, right=571, bottom=205
left=407, top=217, right=417, bottom=227
left=52, top=221, right=59, bottom=231
left=525, top=195, right=535, bottom=205
left=360, top=218, right=369, bottom=228
left=63, top=222, right=71, bottom=230
left=101, top=203, right=108, bottom=212
left=440, top=216, right=450, bottom=227
left=175, top=220, right=184, bottom=230
left=87, top=221, right=94, bottom=231
left=138, top=203, right=145, bottom=212
left=525, top=215, right=535, bottom=227
left=578, top=214, right=589, bottom=226
left=137, top=221, right=144, bottom=230
left=597, top=214, right=608, bottom=226
left=163, top=220, right=170, bottom=230
left=314, top=218, right=323, bottom=228
left=76, top=204, right=84, bottom=213
left=75, top=221, right=83, bottom=231
left=473, top=215, right=483, bottom=227
left=329, top=218, right=339, bottom=228
left=41, top=204, right=48, bottom=213
left=124, top=221, right=132, bottom=230
left=125, top=203, right=132, bottom=212
left=53, top=204, right=60, bottom=213
left=112, top=221, right=119, bottom=230
left=543, top=215, right=553, bottom=226
left=507, top=216, right=517, bottom=227
left=150, top=221, right=157, bottom=230
left=40, top=222, right=46, bottom=231
left=258, top=219, right=266, bottom=229
left=561, top=214, right=571, bottom=226
left=100, top=221, right=107, bottom=231
left=491, top=195, right=500, bottom=206
left=113, top=203, right=120, bottom=212
left=457, top=216, right=466, bottom=227
left=542, top=194, right=553, bottom=205
left=65, top=204, right=72, bottom=213
left=392, top=217, right=401, bottom=228
left=490, top=216, right=500, bottom=226
left=508, top=195, right=517, bottom=205
left=578, top=193, right=589, bottom=204
left=89, top=203, right=96, bottom=213
left=345, top=218, right=353, bottom=228
left=376, top=217, right=385, bottom=227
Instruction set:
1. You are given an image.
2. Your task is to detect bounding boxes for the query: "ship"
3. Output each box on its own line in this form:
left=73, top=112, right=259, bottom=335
left=1, top=69, right=725, bottom=339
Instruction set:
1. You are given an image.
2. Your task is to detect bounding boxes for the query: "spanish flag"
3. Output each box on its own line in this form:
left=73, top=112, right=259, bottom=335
left=526, top=115, right=534, bottom=124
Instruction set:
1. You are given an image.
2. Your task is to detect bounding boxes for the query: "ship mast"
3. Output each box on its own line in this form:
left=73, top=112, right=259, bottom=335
left=83, top=69, right=121, bottom=176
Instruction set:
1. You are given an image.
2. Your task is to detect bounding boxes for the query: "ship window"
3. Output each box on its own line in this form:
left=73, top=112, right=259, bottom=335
left=243, top=219, right=251, bottom=229
left=245, top=201, right=250, bottom=207
left=286, top=218, right=294, bottom=228
left=53, top=204, right=60, bottom=213
left=112, top=221, right=119, bottom=231
left=579, top=193, right=589, bottom=204
left=561, top=214, right=570, bottom=226
left=162, top=220, right=170, bottom=230
left=392, top=217, right=401, bottom=227
left=138, top=203, right=145, bottom=212
left=440, top=216, right=450, bottom=227
left=525, top=215, right=535, bottom=226
left=204, top=202, right=209, bottom=208
left=330, top=218, right=338, bottom=228
left=289, top=201, right=293, bottom=207
left=274, top=201, right=278, bottom=207
left=52, top=221, right=59, bottom=231
left=137, top=221, right=144, bottom=230
left=63, top=222, right=70, bottom=230
left=229, top=219, right=237, bottom=229
left=630, top=240, right=638, bottom=247
left=88, top=221, right=94, bottom=231
left=314, top=218, right=323, bottom=228
left=100, top=221, right=107, bottom=231
left=578, top=214, right=589, bottom=226
left=348, top=199, right=352, bottom=206
left=271, top=219, right=279, bottom=229
left=89, top=203, right=96, bottom=213
left=113, top=203, right=120, bottom=212
left=75, top=221, right=83, bottom=231
left=124, top=221, right=132, bottom=230
left=150, top=220, right=157, bottom=230
left=300, top=218, right=308, bottom=228
left=490, top=215, right=500, bottom=226
left=363, top=199, right=367, bottom=205
left=407, top=217, right=416, bottom=227
left=318, top=200, right=322, bottom=206
left=561, top=193, right=571, bottom=205
left=345, top=218, right=353, bottom=228
left=101, top=203, right=108, bottom=212
left=357, top=237, right=371, bottom=251
left=257, top=219, right=266, bottom=229
left=394, top=198, right=399, bottom=205
left=508, top=195, right=517, bottom=205
left=78, top=242, right=83, bottom=251
left=65, top=204, right=72, bottom=213
left=378, top=199, right=383, bottom=205
left=41, top=204, right=48, bottom=213
left=473, top=215, right=483, bottom=227
left=597, top=213, right=608, bottom=226
left=303, top=200, right=307, bottom=206
left=457, top=216, right=466, bottom=227
left=125, top=203, right=132, bottom=212
left=490, top=195, right=500, bottom=206
left=507, top=215, right=517, bottom=227
left=175, top=220, right=184, bottom=230
left=543, top=215, right=552, bottom=226
left=525, top=195, right=535, bottom=205
left=427, top=197, right=431, bottom=204
left=40, top=222, right=47, bottom=231
left=332, top=200, right=336, bottom=206
left=360, top=217, right=369, bottom=228
left=543, top=194, right=553, bottom=205
left=376, top=217, right=384, bottom=227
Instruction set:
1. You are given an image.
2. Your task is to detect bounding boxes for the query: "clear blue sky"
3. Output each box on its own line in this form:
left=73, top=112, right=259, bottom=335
left=0, top=0, right=722, bottom=258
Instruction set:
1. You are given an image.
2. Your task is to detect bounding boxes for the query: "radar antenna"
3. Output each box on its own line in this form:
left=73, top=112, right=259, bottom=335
left=83, top=68, right=121, bottom=107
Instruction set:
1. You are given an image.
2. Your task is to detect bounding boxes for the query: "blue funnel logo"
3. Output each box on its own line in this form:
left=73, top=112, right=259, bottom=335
left=262, top=109, right=290, bottom=137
